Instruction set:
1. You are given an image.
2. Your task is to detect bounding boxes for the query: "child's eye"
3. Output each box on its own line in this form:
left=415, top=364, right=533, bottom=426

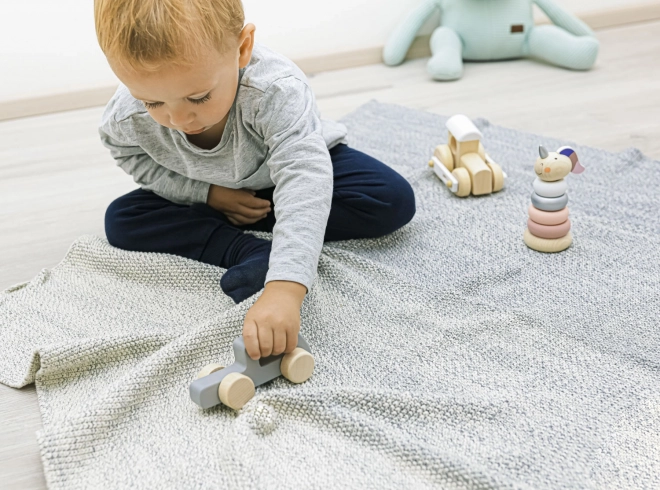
left=143, top=101, right=163, bottom=110
left=142, top=92, right=211, bottom=110
left=189, top=93, right=212, bottom=105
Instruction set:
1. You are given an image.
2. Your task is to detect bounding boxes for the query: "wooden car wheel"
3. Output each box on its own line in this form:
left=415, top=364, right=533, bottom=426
left=433, top=144, right=454, bottom=172
left=196, top=363, right=225, bottom=380
left=489, top=162, right=504, bottom=192
left=218, top=372, right=255, bottom=410
left=452, top=168, right=471, bottom=197
left=280, top=348, right=315, bottom=384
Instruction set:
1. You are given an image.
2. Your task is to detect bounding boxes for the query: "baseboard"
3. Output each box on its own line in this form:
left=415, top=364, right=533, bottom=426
left=0, top=86, right=121, bottom=122
left=296, top=3, right=660, bottom=74
left=2, top=2, right=659, bottom=122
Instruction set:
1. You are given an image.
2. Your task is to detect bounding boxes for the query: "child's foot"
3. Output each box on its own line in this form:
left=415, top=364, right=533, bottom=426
left=220, top=237, right=272, bottom=304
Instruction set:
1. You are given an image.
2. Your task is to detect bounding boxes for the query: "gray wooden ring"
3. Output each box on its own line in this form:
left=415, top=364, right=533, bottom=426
left=533, top=177, right=567, bottom=198
left=531, top=192, right=568, bottom=211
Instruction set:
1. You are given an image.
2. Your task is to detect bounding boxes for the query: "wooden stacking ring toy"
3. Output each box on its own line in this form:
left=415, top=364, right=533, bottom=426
left=531, top=192, right=568, bottom=212
left=533, top=177, right=567, bottom=198
left=524, top=229, right=573, bottom=252
left=527, top=218, right=571, bottom=239
left=528, top=205, right=569, bottom=226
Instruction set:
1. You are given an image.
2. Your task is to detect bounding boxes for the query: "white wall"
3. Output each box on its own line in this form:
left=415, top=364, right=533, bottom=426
left=0, top=0, right=647, bottom=102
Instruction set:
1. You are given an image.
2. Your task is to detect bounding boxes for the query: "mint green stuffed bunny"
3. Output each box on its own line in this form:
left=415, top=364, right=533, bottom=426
left=383, top=0, right=599, bottom=80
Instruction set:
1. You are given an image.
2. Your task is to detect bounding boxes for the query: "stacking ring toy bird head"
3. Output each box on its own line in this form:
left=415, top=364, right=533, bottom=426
left=535, top=145, right=586, bottom=182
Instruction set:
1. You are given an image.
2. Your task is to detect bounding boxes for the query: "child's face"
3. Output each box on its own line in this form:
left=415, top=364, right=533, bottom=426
left=109, top=24, right=255, bottom=136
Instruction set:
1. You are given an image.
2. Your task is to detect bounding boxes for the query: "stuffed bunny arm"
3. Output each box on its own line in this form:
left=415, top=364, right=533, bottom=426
left=528, top=0, right=599, bottom=70
left=533, top=0, right=595, bottom=37
left=383, top=0, right=439, bottom=66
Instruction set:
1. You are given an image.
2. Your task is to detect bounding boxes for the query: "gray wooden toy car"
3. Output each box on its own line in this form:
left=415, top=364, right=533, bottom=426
left=189, top=334, right=314, bottom=410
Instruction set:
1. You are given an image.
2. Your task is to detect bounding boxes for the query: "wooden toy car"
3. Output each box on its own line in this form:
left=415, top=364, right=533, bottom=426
left=428, top=114, right=506, bottom=197
left=189, top=334, right=314, bottom=410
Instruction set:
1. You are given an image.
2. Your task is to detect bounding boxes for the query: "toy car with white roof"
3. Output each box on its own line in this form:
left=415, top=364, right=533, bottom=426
left=428, top=114, right=506, bottom=197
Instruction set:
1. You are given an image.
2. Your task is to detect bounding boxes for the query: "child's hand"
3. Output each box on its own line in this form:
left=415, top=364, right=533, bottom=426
left=242, top=281, right=307, bottom=360
left=207, top=184, right=272, bottom=226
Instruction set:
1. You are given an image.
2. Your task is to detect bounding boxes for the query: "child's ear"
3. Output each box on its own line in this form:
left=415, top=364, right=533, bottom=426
left=237, top=24, right=256, bottom=68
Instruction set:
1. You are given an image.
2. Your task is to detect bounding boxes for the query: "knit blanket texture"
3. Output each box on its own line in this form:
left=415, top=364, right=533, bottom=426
left=1, top=100, right=659, bottom=489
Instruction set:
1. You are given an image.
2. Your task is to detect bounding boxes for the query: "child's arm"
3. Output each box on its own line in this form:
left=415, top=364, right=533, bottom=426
left=99, top=120, right=210, bottom=206
left=241, top=76, right=334, bottom=360
left=254, top=76, right=334, bottom=294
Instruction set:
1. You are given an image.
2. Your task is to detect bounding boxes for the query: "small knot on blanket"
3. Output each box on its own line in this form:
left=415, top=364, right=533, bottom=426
left=242, top=403, right=278, bottom=436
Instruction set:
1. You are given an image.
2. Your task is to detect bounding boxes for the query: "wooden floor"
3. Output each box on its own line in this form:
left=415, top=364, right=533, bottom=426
left=1, top=20, right=659, bottom=489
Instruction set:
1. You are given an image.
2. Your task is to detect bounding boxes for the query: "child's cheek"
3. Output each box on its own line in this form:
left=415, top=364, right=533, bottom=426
left=149, top=110, right=170, bottom=128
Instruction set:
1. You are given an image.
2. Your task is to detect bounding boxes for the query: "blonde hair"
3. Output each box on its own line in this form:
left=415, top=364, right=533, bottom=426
left=95, top=0, right=245, bottom=71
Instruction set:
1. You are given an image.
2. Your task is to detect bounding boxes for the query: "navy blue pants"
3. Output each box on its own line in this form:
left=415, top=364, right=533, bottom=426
left=105, top=144, right=416, bottom=269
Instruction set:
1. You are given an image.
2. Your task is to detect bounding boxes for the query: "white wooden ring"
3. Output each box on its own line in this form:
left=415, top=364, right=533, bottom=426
left=533, top=177, right=567, bottom=198
left=531, top=192, right=568, bottom=212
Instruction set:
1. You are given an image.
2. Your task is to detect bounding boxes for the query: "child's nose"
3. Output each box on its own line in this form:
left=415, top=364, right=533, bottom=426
left=169, top=110, right=195, bottom=127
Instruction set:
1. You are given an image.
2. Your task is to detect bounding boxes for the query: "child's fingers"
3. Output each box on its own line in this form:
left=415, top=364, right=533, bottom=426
left=257, top=324, right=274, bottom=358
left=243, top=320, right=261, bottom=360
left=239, top=190, right=271, bottom=209
left=243, top=189, right=263, bottom=202
left=285, top=330, right=298, bottom=354
left=229, top=214, right=266, bottom=226
left=272, top=329, right=287, bottom=356
left=238, top=195, right=271, bottom=210
left=248, top=198, right=272, bottom=210
left=225, top=214, right=240, bottom=226
left=238, top=204, right=271, bottom=219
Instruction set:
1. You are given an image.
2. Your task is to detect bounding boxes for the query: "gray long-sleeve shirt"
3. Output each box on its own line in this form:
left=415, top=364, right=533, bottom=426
left=98, top=42, right=349, bottom=292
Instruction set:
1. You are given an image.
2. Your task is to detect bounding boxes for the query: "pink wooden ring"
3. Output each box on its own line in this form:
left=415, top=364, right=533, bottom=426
left=528, top=204, right=569, bottom=226
left=527, top=218, right=571, bottom=239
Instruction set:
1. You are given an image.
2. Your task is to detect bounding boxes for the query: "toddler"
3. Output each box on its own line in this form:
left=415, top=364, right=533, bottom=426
left=94, top=0, right=416, bottom=361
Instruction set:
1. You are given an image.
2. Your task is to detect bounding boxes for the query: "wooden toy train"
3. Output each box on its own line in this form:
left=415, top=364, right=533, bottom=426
left=428, top=114, right=507, bottom=197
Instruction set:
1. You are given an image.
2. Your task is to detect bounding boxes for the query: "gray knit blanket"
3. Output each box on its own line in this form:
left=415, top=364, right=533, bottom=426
left=1, top=101, right=659, bottom=489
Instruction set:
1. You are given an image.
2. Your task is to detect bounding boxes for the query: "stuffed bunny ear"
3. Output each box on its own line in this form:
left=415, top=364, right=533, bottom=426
left=557, top=146, right=585, bottom=174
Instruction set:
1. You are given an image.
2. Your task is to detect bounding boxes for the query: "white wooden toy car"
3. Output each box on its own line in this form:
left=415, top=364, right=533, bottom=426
left=428, top=114, right=507, bottom=197
left=190, top=334, right=314, bottom=410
